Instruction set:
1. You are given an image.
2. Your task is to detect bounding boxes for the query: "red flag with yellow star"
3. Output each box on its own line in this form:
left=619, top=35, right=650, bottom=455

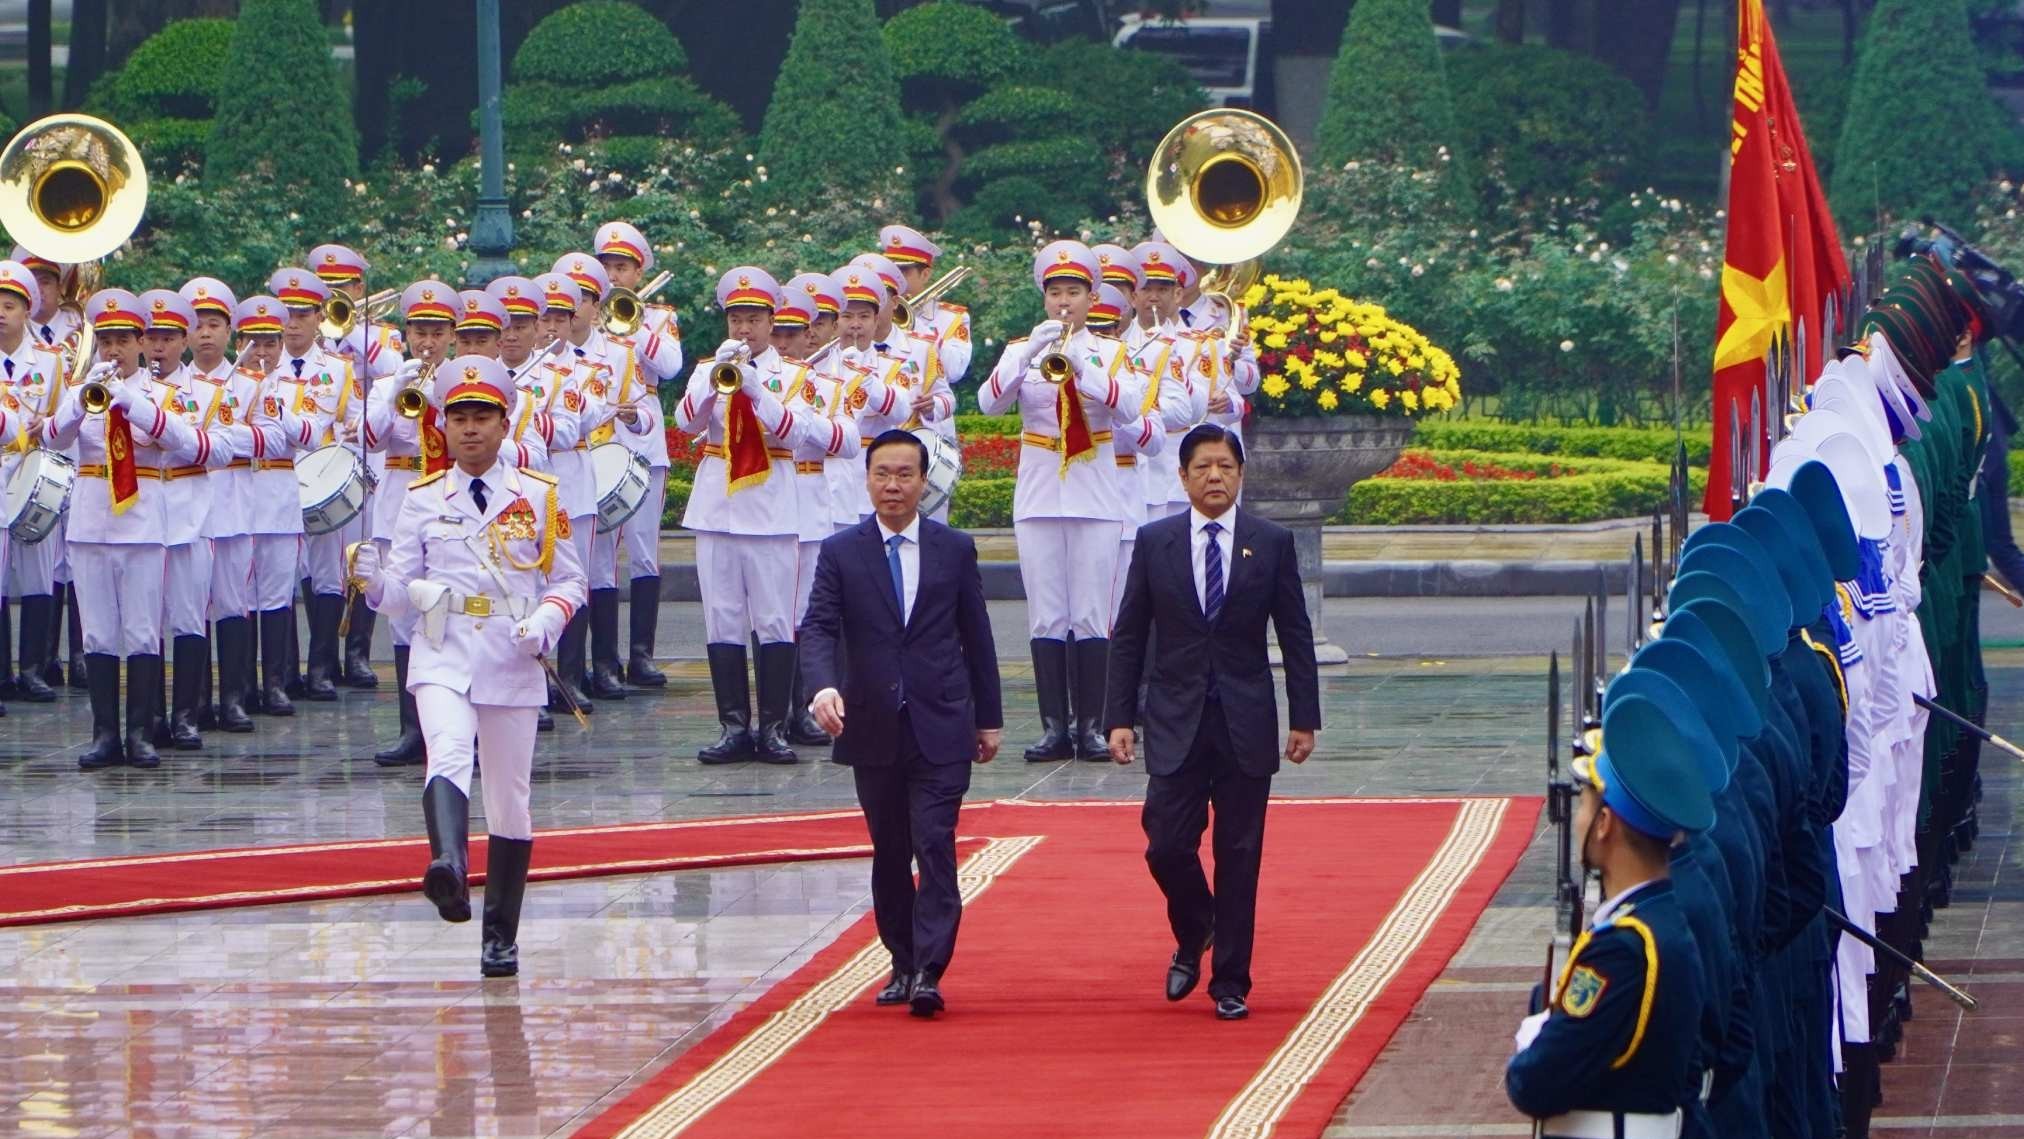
left=1706, top=0, right=1849, bottom=517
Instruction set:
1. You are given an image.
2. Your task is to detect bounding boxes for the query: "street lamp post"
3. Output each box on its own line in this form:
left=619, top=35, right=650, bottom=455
left=465, top=0, right=515, bottom=286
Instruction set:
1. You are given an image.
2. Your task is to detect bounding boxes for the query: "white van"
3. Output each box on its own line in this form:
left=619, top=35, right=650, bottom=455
left=1112, top=15, right=1275, bottom=113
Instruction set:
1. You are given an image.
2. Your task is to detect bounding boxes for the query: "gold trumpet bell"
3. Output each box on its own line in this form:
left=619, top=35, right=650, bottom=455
left=0, top=114, right=149, bottom=264
left=1146, top=109, right=1302, bottom=269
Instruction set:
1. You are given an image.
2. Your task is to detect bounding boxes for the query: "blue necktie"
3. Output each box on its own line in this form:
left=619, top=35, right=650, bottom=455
left=4, top=359, right=13, bottom=379
left=887, top=534, right=906, bottom=621
left=471, top=477, right=488, bottom=514
left=39, top=325, right=52, bottom=344
left=292, top=357, right=304, bottom=377
left=874, top=341, right=889, bottom=353
left=1203, top=521, right=1224, bottom=625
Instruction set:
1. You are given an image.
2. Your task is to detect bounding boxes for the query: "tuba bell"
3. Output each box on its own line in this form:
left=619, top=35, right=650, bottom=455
left=0, top=114, right=149, bottom=265
left=1145, top=108, right=1301, bottom=321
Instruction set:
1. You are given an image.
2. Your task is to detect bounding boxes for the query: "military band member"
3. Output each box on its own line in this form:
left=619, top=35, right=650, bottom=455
left=529, top=270, right=610, bottom=715
left=0, top=261, right=62, bottom=702
left=352, top=357, right=586, bottom=978
left=1092, top=282, right=1197, bottom=620
left=454, top=291, right=550, bottom=476
left=675, top=267, right=837, bottom=764
left=852, top=252, right=956, bottom=471
left=182, top=277, right=259, bottom=733
left=140, top=290, right=234, bottom=750
left=1093, top=243, right=1146, bottom=351
left=362, top=281, right=456, bottom=765
left=878, top=223, right=973, bottom=407
left=311, top=243, right=405, bottom=689
left=242, top=294, right=327, bottom=716
left=13, top=247, right=80, bottom=691
left=595, top=222, right=684, bottom=688
left=48, top=290, right=197, bottom=769
left=799, top=269, right=843, bottom=360
left=978, top=240, right=1142, bottom=761
left=824, top=265, right=915, bottom=525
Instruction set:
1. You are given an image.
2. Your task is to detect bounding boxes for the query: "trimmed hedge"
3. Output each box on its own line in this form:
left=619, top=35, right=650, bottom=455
left=662, top=479, right=691, bottom=531
left=1315, top=0, right=1472, bottom=209
left=1345, top=465, right=1707, bottom=525
left=513, top=0, right=687, bottom=86
left=758, top=0, right=906, bottom=203
left=205, top=0, right=358, bottom=217
left=1411, top=421, right=1712, bottom=466
left=956, top=413, right=1019, bottom=438
left=950, top=477, right=1013, bottom=530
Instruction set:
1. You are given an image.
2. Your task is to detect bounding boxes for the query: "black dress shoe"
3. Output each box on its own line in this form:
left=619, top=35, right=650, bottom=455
left=1215, top=996, right=1248, bottom=1021
left=909, top=972, right=944, bottom=1018
left=875, top=970, right=915, bottom=1006
left=1166, top=952, right=1201, bottom=1002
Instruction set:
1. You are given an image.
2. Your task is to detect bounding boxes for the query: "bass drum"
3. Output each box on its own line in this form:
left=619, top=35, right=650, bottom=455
left=912, top=427, right=962, bottom=518
left=297, top=444, right=370, bottom=535
left=4, top=449, right=75, bottom=543
left=591, top=441, right=651, bottom=534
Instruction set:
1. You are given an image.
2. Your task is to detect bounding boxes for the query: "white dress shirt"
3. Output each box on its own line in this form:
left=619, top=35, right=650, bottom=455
left=455, top=459, right=507, bottom=511
left=1190, top=505, right=1235, bottom=614
left=878, top=512, right=921, bottom=625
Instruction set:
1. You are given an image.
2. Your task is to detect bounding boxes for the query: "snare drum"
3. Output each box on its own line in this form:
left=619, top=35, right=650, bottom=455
left=297, top=444, right=370, bottom=535
left=591, top=441, right=651, bottom=534
left=912, top=427, right=962, bottom=517
left=4, top=449, right=75, bottom=543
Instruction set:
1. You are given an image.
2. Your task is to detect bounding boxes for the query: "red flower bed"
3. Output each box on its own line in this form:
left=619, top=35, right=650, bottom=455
left=1378, top=450, right=1565, bottom=482
left=961, top=434, right=1022, bottom=478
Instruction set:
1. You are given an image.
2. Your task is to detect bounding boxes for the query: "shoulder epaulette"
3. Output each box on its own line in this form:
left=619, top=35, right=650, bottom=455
left=409, top=468, right=449, bottom=490
left=519, top=468, right=559, bottom=486
left=938, top=302, right=968, bottom=314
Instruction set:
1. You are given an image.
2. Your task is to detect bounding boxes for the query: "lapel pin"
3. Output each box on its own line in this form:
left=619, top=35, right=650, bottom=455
left=1242, top=548, right=1253, bottom=558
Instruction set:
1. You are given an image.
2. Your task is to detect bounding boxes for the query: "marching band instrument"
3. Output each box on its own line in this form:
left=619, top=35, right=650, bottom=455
left=602, top=269, right=673, bottom=338
left=892, top=265, right=971, bottom=330
left=1037, top=321, right=1076, bottom=383
left=3, top=449, right=75, bottom=542
left=508, top=336, right=566, bottom=385
left=395, top=361, right=441, bottom=419
left=297, top=444, right=372, bottom=535
left=711, top=345, right=752, bottom=394
left=912, top=427, right=963, bottom=517
left=590, top=442, right=652, bottom=534
left=0, top=114, right=149, bottom=264
left=320, top=287, right=399, bottom=342
left=1146, top=108, right=1301, bottom=329
left=79, top=374, right=112, bottom=414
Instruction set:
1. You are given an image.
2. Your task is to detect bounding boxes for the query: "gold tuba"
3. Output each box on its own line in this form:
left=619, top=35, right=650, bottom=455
left=1145, top=109, right=1302, bottom=324
left=892, top=265, right=971, bottom=330
left=602, top=269, right=673, bottom=338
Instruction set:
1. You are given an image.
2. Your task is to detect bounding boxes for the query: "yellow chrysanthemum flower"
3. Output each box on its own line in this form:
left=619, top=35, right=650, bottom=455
left=1342, top=372, right=1364, bottom=391
left=1370, top=388, right=1391, bottom=409
left=1400, top=389, right=1419, bottom=411
left=1317, top=389, right=1339, bottom=411
left=1261, top=374, right=1290, bottom=399
left=1264, top=333, right=1289, bottom=350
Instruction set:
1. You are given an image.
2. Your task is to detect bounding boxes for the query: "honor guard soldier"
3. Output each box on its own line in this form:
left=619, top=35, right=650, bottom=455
left=48, top=290, right=199, bottom=769
left=552, top=252, right=651, bottom=701
left=140, top=289, right=234, bottom=750
left=1507, top=688, right=1714, bottom=1138
left=529, top=270, right=613, bottom=715
left=978, top=240, right=1143, bottom=762
left=853, top=252, right=957, bottom=477
left=311, top=243, right=405, bottom=688
left=878, top=223, right=973, bottom=400
left=1090, top=283, right=1194, bottom=621
left=351, top=357, right=586, bottom=978
left=798, top=269, right=844, bottom=362
left=14, top=248, right=82, bottom=691
left=268, top=267, right=358, bottom=701
left=182, top=277, right=259, bottom=733
left=824, top=265, right=916, bottom=525
left=1092, top=243, right=1148, bottom=352
left=242, top=294, right=324, bottom=716
left=1124, top=246, right=1208, bottom=523
left=361, top=281, right=457, bottom=765
left=675, top=267, right=836, bottom=764
left=455, top=292, right=551, bottom=484
left=0, top=260, right=63, bottom=702
left=594, top=223, right=684, bottom=688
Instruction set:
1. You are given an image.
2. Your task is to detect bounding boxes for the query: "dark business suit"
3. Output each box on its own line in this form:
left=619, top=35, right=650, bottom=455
left=799, top=515, right=1002, bottom=980
left=1106, top=506, right=1320, bottom=998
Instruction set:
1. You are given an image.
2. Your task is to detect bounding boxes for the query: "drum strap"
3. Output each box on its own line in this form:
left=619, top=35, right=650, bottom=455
left=200, top=382, right=226, bottom=430
left=1142, top=339, right=1178, bottom=417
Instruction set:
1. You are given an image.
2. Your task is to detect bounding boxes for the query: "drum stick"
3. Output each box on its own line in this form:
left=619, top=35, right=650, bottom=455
left=540, top=655, right=590, bottom=729
left=1984, top=574, right=2024, bottom=608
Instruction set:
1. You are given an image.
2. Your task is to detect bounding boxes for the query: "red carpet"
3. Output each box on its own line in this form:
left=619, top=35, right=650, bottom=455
left=575, top=797, right=1538, bottom=1139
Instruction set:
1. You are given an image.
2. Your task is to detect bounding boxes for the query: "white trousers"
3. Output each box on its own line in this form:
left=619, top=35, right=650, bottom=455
left=1014, top=517, right=1118, bottom=639
left=71, top=541, right=164, bottom=655
left=795, top=539, right=821, bottom=626
left=417, top=683, right=538, bottom=841
left=208, top=534, right=252, bottom=621
left=1112, top=536, right=1135, bottom=624
left=163, top=540, right=213, bottom=638
left=593, top=468, right=668, bottom=589
left=250, top=534, right=302, bottom=610
left=5, top=530, right=57, bottom=597
left=695, top=531, right=798, bottom=645
left=50, top=525, right=68, bottom=585
left=305, top=514, right=364, bottom=597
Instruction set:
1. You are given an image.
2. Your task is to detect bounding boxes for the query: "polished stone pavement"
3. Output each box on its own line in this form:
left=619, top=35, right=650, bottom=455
left=1, top=601, right=2017, bottom=1137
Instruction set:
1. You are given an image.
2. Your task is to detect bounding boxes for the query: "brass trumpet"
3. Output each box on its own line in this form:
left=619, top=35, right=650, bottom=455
left=892, top=265, right=971, bottom=331
left=80, top=374, right=111, bottom=413
left=711, top=345, right=752, bottom=394
left=602, top=270, right=673, bottom=338
left=1037, top=322, right=1076, bottom=384
left=320, top=287, right=399, bottom=342
left=395, top=361, right=440, bottom=419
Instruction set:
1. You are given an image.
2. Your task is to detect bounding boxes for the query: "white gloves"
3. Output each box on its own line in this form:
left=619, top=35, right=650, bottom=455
left=350, top=541, right=381, bottom=582
left=111, top=373, right=146, bottom=412
left=1513, top=1010, right=1549, bottom=1053
left=511, top=601, right=567, bottom=657
left=713, top=338, right=744, bottom=363
left=1029, top=320, right=1065, bottom=348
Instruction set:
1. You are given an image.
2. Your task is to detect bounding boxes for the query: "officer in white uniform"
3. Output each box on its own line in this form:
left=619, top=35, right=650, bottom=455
left=1093, top=283, right=1198, bottom=619
left=0, top=261, right=63, bottom=703
left=878, top=223, right=973, bottom=410
left=978, top=241, right=1142, bottom=762
left=181, top=276, right=261, bottom=733
left=11, top=248, right=79, bottom=692
left=824, top=265, right=916, bottom=524
left=139, top=289, right=234, bottom=750
left=1092, top=243, right=1146, bottom=351
left=594, top=223, right=685, bottom=688
left=675, top=267, right=838, bottom=764
left=242, top=293, right=330, bottom=716
left=47, top=290, right=197, bottom=769
left=353, top=357, right=586, bottom=978
left=852, top=252, right=956, bottom=470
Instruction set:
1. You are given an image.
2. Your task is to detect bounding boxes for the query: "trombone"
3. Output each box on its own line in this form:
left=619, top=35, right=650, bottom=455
left=892, top=265, right=971, bottom=331
left=711, top=345, right=751, bottom=394
left=602, top=270, right=673, bottom=338
left=395, top=361, right=440, bottom=418
left=321, top=287, right=399, bottom=342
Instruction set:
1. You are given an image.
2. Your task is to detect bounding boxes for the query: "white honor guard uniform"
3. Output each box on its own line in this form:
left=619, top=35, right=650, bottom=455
left=977, top=241, right=1142, bottom=761
left=825, top=265, right=916, bottom=522
left=358, top=356, right=586, bottom=979
left=675, top=267, right=835, bottom=765
left=790, top=272, right=879, bottom=535
left=1100, top=283, right=1199, bottom=619
left=181, top=277, right=262, bottom=732
left=770, top=281, right=861, bottom=623
left=49, top=290, right=199, bottom=771
left=456, top=291, right=551, bottom=475
left=241, top=294, right=328, bottom=714
left=13, top=251, right=79, bottom=681
left=879, top=223, right=974, bottom=396
left=854, top=252, right=958, bottom=450
left=0, top=261, right=67, bottom=701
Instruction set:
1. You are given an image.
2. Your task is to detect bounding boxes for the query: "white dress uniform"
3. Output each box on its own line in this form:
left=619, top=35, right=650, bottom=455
left=825, top=266, right=916, bottom=523
left=977, top=241, right=1144, bottom=762
left=362, top=356, right=586, bottom=978
left=1104, top=285, right=1200, bottom=621
left=241, top=295, right=330, bottom=715
left=853, top=252, right=959, bottom=516
left=675, top=268, right=836, bottom=765
left=879, top=224, right=975, bottom=399
left=149, top=319, right=236, bottom=749
left=590, top=227, right=686, bottom=613
left=0, top=259, right=68, bottom=700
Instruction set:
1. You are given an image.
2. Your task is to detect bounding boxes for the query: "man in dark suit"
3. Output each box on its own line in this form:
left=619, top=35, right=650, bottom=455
left=1106, top=423, right=1321, bottom=1021
left=801, top=429, right=1003, bottom=1019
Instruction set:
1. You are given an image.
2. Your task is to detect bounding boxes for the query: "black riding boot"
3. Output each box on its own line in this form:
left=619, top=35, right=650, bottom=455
left=1023, top=638, right=1073, bottom=761
left=258, top=607, right=296, bottom=715
left=374, top=645, right=427, bottom=767
left=421, top=777, right=472, bottom=923
left=168, top=635, right=207, bottom=750
left=196, top=622, right=217, bottom=729
left=1071, top=637, right=1111, bottom=760
left=754, top=641, right=799, bottom=764
left=551, top=611, right=594, bottom=716
left=14, top=594, right=56, bottom=702
left=79, top=652, right=123, bottom=770
left=302, top=593, right=341, bottom=701
left=343, top=596, right=377, bottom=688
left=63, top=582, right=85, bottom=689
left=480, top=836, right=535, bottom=977
left=0, top=599, right=16, bottom=699
left=214, top=617, right=256, bottom=732
left=698, top=643, right=754, bottom=764
left=43, top=586, right=65, bottom=688
left=785, top=647, right=831, bottom=746
left=124, top=653, right=164, bottom=769
left=588, top=588, right=628, bottom=699
left=626, top=576, right=666, bottom=687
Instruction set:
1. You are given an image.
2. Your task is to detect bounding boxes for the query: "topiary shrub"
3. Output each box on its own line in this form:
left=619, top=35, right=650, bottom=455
left=1026, top=38, right=1206, bottom=172
left=512, top=0, right=687, bottom=87
left=205, top=0, right=359, bottom=222
left=1445, top=44, right=1645, bottom=208
left=506, top=0, right=740, bottom=157
left=1316, top=0, right=1474, bottom=211
left=91, top=17, right=237, bottom=174
left=759, top=0, right=906, bottom=204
